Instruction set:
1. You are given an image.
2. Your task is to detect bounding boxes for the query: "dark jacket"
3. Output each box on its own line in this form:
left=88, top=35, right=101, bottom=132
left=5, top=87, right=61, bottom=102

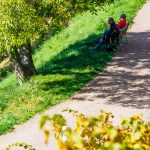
left=106, top=22, right=120, bottom=42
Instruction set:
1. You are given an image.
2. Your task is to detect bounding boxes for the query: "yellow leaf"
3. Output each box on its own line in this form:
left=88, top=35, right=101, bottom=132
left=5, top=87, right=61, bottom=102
left=44, top=130, right=50, bottom=144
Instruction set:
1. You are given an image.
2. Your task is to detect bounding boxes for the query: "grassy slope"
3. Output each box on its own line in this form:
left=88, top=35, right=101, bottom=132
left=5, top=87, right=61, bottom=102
left=0, top=0, right=145, bottom=134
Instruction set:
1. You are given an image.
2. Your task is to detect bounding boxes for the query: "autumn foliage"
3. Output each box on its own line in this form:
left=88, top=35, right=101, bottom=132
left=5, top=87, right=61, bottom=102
left=40, top=109, right=150, bottom=150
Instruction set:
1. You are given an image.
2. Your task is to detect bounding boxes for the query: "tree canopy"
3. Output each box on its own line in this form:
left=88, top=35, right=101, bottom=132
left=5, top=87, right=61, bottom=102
left=0, top=0, right=113, bottom=84
left=0, top=0, right=45, bottom=54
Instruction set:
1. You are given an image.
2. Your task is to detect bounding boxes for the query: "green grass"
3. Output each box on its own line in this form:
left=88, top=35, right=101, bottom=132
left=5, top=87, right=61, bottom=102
left=0, top=0, right=145, bottom=135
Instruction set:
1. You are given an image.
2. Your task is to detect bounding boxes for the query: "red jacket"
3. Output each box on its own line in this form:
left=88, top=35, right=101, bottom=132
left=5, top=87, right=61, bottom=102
left=117, top=19, right=127, bottom=29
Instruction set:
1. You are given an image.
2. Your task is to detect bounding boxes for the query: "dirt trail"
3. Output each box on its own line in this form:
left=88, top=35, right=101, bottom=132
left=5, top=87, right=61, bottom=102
left=0, top=1, right=150, bottom=150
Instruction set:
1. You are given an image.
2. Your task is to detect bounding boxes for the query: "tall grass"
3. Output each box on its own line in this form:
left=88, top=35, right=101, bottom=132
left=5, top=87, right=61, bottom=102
left=0, top=0, right=145, bottom=135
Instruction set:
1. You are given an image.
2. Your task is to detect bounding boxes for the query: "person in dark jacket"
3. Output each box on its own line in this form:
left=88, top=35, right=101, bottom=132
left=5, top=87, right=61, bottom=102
left=95, top=17, right=120, bottom=50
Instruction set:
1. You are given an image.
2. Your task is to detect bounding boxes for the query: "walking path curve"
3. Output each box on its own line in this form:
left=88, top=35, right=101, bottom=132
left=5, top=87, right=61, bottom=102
left=0, top=1, right=150, bottom=150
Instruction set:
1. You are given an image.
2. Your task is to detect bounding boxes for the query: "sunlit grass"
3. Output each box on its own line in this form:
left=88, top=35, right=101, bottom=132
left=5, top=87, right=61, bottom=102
left=0, top=0, right=145, bottom=134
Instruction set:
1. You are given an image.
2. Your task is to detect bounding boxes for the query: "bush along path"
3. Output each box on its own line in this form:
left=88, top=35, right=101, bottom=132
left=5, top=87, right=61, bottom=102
left=0, top=1, right=150, bottom=150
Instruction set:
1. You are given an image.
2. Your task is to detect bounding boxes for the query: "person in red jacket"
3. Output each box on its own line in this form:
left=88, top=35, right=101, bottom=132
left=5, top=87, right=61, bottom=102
left=117, top=14, right=127, bottom=29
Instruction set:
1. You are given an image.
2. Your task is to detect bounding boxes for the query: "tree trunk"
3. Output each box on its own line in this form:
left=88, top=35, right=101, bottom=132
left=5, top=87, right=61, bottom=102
left=10, top=47, right=28, bottom=85
left=9, top=42, right=36, bottom=85
left=19, top=41, right=36, bottom=77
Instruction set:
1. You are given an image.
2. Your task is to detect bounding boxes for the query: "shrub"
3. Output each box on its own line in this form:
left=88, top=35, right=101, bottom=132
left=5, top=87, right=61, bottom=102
left=5, top=110, right=150, bottom=150
left=4, top=143, right=35, bottom=150
left=40, top=109, right=150, bottom=150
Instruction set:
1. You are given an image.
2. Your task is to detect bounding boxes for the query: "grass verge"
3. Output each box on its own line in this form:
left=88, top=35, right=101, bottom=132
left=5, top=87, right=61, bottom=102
left=0, top=0, right=145, bottom=135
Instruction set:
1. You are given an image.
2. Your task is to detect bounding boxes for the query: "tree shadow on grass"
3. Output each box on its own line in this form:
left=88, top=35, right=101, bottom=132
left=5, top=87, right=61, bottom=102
left=33, top=33, right=114, bottom=105
left=37, top=33, right=112, bottom=75
left=1, top=33, right=110, bottom=113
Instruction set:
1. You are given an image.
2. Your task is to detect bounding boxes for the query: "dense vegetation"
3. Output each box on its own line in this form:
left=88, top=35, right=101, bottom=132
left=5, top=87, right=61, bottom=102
left=5, top=110, right=150, bottom=150
left=0, top=0, right=113, bottom=84
left=0, top=0, right=145, bottom=135
left=40, top=110, right=150, bottom=150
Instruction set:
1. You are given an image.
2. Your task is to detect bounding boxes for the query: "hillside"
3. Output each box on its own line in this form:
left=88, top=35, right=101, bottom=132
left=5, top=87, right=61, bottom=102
left=0, top=0, right=145, bottom=135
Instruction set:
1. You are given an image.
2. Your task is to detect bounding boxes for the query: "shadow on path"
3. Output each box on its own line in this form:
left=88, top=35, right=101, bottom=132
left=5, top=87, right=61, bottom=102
left=71, top=31, right=150, bottom=109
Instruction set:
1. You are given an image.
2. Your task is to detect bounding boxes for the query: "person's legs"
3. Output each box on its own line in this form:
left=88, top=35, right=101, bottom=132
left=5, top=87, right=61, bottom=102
left=96, top=29, right=109, bottom=43
left=92, top=29, right=109, bottom=50
left=94, top=40, right=107, bottom=50
left=95, top=29, right=109, bottom=46
left=102, top=29, right=110, bottom=40
left=96, top=37, right=102, bottom=43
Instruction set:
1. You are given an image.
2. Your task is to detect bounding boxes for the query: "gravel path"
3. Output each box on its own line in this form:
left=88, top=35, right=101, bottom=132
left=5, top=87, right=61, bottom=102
left=0, top=1, right=150, bottom=150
